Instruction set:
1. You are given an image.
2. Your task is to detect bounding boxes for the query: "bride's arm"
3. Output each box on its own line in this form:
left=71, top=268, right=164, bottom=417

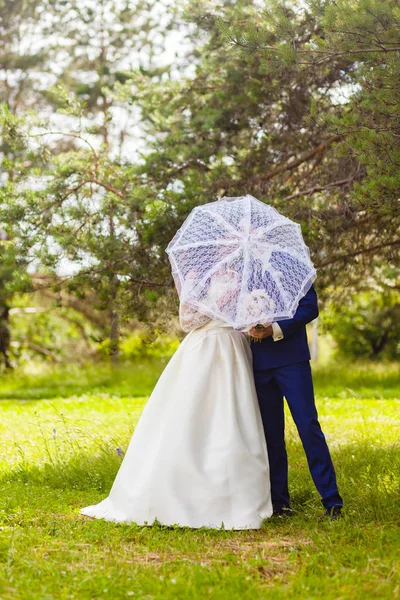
left=179, top=302, right=210, bottom=333
left=174, top=268, right=210, bottom=332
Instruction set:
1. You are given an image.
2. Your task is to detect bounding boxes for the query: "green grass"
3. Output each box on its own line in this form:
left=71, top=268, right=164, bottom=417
left=1, top=359, right=398, bottom=401
left=0, top=360, right=399, bottom=599
left=0, top=359, right=167, bottom=400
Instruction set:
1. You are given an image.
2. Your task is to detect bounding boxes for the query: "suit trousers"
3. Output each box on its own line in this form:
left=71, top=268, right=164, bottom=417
left=254, top=361, right=343, bottom=510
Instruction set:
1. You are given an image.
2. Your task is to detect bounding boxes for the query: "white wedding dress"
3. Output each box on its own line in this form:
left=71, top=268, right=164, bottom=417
left=81, top=317, right=272, bottom=529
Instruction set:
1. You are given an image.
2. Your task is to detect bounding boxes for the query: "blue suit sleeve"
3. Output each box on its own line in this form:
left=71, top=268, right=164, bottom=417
left=277, top=285, right=319, bottom=339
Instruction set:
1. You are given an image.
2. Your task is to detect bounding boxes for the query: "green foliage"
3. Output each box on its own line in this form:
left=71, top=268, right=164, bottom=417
left=325, top=290, right=400, bottom=360
left=0, top=0, right=48, bottom=112
left=0, top=363, right=399, bottom=598
left=1, top=0, right=400, bottom=358
left=0, top=224, right=31, bottom=369
left=214, top=0, right=400, bottom=289
left=120, top=332, right=179, bottom=360
left=0, top=103, right=177, bottom=329
left=8, top=300, right=96, bottom=365
left=0, top=1, right=177, bottom=358
left=97, top=331, right=179, bottom=359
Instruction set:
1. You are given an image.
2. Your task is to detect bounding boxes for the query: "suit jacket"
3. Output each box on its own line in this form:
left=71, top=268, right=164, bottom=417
left=250, top=284, right=319, bottom=370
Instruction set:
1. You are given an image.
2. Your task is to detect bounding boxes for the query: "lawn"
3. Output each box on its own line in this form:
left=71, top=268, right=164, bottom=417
left=0, top=360, right=399, bottom=599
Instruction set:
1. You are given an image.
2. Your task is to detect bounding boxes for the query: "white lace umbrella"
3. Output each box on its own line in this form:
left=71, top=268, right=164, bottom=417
left=166, top=194, right=316, bottom=330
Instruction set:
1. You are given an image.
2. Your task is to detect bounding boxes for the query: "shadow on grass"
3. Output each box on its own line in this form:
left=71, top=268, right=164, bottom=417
left=2, top=440, right=399, bottom=526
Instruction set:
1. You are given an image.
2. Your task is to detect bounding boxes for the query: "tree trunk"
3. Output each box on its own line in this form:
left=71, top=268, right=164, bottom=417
left=108, top=200, right=119, bottom=362
left=109, top=295, right=119, bottom=363
left=370, top=332, right=388, bottom=358
left=0, top=306, right=12, bottom=369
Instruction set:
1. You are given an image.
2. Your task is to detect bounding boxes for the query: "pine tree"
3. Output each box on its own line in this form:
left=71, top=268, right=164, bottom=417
left=128, top=0, right=399, bottom=300
left=2, top=0, right=399, bottom=343
left=218, top=0, right=400, bottom=294
left=0, top=0, right=174, bottom=359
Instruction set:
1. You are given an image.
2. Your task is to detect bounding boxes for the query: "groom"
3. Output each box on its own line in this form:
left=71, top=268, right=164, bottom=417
left=250, top=284, right=343, bottom=519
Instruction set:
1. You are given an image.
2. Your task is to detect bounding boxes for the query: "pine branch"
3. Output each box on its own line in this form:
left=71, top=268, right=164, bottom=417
left=173, top=159, right=211, bottom=174
left=294, top=46, right=400, bottom=56
left=213, top=134, right=343, bottom=191
left=89, top=178, right=125, bottom=198
left=283, top=177, right=356, bottom=200
left=29, top=131, right=99, bottom=160
left=317, top=239, right=400, bottom=268
left=221, top=19, right=400, bottom=58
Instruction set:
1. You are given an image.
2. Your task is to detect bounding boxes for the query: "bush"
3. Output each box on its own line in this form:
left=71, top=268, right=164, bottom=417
left=96, top=331, right=180, bottom=360
left=325, top=291, right=399, bottom=360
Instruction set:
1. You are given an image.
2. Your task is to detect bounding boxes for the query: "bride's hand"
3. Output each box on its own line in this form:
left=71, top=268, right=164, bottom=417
left=249, top=325, right=273, bottom=340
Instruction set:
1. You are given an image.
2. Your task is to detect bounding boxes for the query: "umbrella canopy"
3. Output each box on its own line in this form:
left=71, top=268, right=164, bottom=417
left=166, top=194, right=316, bottom=330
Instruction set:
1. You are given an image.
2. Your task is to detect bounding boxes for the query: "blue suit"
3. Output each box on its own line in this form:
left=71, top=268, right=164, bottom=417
left=251, top=285, right=343, bottom=511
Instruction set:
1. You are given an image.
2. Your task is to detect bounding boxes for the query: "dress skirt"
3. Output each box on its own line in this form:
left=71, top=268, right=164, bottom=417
left=81, top=320, right=272, bottom=529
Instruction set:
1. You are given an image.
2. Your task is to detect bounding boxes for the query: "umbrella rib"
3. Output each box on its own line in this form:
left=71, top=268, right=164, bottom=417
left=257, top=243, right=309, bottom=267
left=209, top=209, right=241, bottom=236
left=257, top=223, right=311, bottom=265
left=252, top=242, right=310, bottom=308
left=171, top=239, right=241, bottom=251
left=270, top=268, right=291, bottom=307
left=272, top=246, right=310, bottom=266
left=236, top=197, right=252, bottom=325
left=252, top=219, right=293, bottom=237
left=266, top=245, right=313, bottom=309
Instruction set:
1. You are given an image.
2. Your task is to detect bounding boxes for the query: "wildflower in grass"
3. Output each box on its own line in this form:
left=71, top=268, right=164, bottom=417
left=52, top=428, right=57, bottom=440
left=116, top=447, right=124, bottom=456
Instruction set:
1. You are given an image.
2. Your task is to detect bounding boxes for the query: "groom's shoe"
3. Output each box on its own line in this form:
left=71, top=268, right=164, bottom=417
left=322, top=505, right=343, bottom=521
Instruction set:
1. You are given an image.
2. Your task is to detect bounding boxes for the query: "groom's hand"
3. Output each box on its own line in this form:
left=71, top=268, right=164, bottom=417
left=249, top=325, right=273, bottom=339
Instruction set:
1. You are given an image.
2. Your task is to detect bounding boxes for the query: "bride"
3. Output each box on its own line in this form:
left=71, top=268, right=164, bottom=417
left=81, top=269, right=273, bottom=530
